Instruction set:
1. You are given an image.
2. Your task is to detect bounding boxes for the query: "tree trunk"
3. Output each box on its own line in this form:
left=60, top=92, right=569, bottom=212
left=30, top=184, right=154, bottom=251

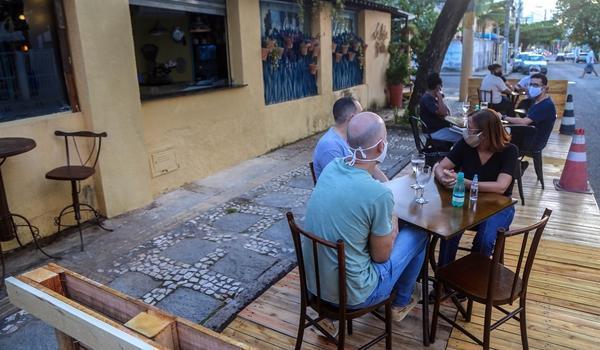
left=408, top=0, right=472, bottom=115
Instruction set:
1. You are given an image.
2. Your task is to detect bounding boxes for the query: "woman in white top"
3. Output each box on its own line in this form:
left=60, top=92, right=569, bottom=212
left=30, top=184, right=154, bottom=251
left=480, top=63, right=513, bottom=114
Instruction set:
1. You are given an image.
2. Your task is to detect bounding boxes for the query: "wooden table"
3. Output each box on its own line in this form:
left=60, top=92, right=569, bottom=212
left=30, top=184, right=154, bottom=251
left=446, top=115, right=511, bottom=129
left=385, top=174, right=516, bottom=346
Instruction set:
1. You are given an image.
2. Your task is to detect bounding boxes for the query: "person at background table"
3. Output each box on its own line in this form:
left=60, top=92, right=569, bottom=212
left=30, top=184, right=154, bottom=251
left=312, top=96, right=388, bottom=182
left=514, top=65, right=542, bottom=112
left=434, top=109, right=518, bottom=267
left=503, top=73, right=557, bottom=153
left=480, top=63, right=513, bottom=115
left=304, top=112, right=427, bottom=333
left=580, top=49, right=598, bottom=78
left=419, top=72, right=461, bottom=143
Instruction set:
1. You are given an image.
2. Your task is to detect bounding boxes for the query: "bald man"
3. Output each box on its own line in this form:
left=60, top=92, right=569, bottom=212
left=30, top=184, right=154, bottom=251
left=304, top=112, right=427, bottom=334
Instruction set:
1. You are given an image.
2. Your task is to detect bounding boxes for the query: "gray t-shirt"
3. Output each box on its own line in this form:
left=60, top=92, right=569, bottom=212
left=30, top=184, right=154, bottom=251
left=303, top=158, right=394, bottom=306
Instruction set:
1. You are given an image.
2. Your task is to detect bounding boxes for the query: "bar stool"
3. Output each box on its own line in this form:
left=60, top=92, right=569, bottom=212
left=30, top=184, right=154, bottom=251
left=45, top=131, right=112, bottom=251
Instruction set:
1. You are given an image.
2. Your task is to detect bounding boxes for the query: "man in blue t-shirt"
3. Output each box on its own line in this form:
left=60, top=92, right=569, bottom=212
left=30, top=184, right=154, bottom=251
left=504, top=73, right=556, bottom=151
left=312, top=97, right=388, bottom=182
left=304, top=112, right=427, bottom=334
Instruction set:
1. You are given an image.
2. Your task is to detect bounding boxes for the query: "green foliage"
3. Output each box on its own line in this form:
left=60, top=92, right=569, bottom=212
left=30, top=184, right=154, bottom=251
left=386, top=42, right=410, bottom=85
left=556, top=0, right=600, bottom=53
left=475, top=0, right=506, bottom=30
left=518, top=20, right=564, bottom=50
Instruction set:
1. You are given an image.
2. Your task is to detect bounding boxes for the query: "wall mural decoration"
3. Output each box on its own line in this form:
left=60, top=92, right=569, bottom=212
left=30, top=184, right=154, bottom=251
left=260, top=2, right=319, bottom=105
left=332, top=31, right=366, bottom=91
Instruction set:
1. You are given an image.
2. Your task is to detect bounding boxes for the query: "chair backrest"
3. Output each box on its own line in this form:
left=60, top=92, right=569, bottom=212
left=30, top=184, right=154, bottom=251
left=409, top=115, right=427, bottom=153
left=478, top=88, right=493, bottom=104
left=55, top=130, right=107, bottom=168
left=508, top=125, right=536, bottom=156
left=487, top=208, right=552, bottom=303
left=286, top=212, right=347, bottom=315
left=309, top=162, right=317, bottom=186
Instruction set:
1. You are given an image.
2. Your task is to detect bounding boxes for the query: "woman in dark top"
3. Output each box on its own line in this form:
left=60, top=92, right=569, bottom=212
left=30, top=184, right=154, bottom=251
left=434, top=109, right=518, bottom=267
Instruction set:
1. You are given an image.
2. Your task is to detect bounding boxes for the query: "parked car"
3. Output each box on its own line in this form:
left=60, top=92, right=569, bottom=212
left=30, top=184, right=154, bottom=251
left=565, top=52, right=576, bottom=61
left=556, top=53, right=565, bottom=61
left=512, top=53, right=530, bottom=72
left=576, top=52, right=588, bottom=63
left=520, top=54, right=548, bottom=74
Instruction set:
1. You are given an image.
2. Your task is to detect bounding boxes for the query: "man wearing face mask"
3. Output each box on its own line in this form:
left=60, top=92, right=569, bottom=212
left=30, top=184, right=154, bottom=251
left=514, top=66, right=542, bottom=112
left=303, top=112, right=428, bottom=334
left=503, top=73, right=556, bottom=153
left=480, top=63, right=513, bottom=114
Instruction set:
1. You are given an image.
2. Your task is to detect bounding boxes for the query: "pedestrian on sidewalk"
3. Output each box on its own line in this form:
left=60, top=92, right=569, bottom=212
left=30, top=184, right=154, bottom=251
left=580, top=50, right=598, bottom=78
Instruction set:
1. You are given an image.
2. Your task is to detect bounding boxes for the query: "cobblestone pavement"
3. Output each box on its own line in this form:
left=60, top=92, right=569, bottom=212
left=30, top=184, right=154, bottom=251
left=0, top=125, right=415, bottom=349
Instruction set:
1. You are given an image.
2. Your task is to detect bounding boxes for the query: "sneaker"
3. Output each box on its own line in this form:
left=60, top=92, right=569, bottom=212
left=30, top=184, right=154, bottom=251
left=309, top=318, right=339, bottom=338
left=390, top=296, right=418, bottom=323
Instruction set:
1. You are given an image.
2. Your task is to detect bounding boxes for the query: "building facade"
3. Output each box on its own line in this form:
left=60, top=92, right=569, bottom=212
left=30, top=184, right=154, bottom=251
left=0, top=0, right=397, bottom=247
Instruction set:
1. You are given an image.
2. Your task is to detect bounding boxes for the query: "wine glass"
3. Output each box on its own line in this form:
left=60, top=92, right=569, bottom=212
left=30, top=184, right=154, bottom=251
left=410, top=154, right=426, bottom=189
left=415, top=165, right=432, bottom=204
left=461, top=102, right=470, bottom=126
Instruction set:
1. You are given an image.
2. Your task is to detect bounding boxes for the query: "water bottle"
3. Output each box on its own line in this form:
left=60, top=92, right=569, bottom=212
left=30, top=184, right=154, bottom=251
left=470, top=174, right=479, bottom=203
left=452, top=172, right=465, bottom=208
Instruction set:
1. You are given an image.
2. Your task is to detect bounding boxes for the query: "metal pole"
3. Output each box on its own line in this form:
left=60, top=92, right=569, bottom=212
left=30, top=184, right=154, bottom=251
left=514, top=0, right=522, bottom=54
left=502, top=0, right=513, bottom=72
left=459, top=0, right=475, bottom=102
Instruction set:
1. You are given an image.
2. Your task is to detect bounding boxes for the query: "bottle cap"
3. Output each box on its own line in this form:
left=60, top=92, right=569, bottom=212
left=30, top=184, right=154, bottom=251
left=473, top=174, right=478, bottom=181
left=457, top=172, right=464, bottom=179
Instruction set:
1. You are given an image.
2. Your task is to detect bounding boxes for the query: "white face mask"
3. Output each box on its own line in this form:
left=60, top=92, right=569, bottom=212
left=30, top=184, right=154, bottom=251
left=346, top=138, right=388, bottom=166
left=528, top=86, right=543, bottom=98
left=462, top=129, right=482, bottom=148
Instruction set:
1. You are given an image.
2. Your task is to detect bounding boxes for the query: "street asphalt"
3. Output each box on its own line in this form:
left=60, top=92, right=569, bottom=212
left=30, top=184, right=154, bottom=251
left=444, top=60, right=600, bottom=204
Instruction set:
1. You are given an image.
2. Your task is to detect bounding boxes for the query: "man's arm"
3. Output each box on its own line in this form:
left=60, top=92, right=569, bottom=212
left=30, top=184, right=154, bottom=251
left=434, top=91, right=451, bottom=117
left=369, top=217, right=398, bottom=263
left=504, top=115, right=533, bottom=125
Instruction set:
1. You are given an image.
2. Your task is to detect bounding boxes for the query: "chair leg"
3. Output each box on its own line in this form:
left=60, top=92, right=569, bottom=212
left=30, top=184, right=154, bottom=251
left=295, top=307, right=306, bottom=350
left=465, top=298, right=474, bottom=322
left=517, top=176, right=525, bottom=206
left=70, top=181, right=84, bottom=251
left=429, top=280, right=443, bottom=343
left=337, top=316, right=346, bottom=350
left=519, top=299, right=529, bottom=350
left=347, top=319, right=353, bottom=335
left=385, top=302, right=392, bottom=350
left=483, top=303, right=493, bottom=350
left=533, top=153, right=544, bottom=189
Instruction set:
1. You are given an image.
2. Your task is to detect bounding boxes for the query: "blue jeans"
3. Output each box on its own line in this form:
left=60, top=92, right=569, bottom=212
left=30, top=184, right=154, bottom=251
left=439, top=205, right=515, bottom=267
left=430, top=127, right=462, bottom=143
left=350, top=226, right=427, bottom=309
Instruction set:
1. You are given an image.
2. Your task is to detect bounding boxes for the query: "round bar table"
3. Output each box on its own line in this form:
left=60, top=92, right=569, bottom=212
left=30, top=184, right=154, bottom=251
left=0, top=138, right=55, bottom=285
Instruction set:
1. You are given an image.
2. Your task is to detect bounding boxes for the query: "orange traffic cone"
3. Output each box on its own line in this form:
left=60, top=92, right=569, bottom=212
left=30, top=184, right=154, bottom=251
left=554, top=128, right=593, bottom=194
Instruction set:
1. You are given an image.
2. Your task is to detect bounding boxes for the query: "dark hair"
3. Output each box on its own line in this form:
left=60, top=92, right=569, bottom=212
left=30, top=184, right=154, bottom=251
left=471, top=109, right=511, bottom=153
left=530, top=73, right=548, bottom=86
left=488, top=63, right=502, bottom=72
left=333, top=97, right=359, bottom=124
left=426, top=72, right=443, bottom=90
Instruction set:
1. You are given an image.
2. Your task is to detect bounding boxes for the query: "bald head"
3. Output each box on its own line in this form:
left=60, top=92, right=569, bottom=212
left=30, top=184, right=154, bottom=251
left=347, top=112, right=386, bottom=151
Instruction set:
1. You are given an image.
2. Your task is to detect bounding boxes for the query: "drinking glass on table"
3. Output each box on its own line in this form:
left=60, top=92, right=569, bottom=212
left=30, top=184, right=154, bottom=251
left=415, top=165, right=432, bottom=204
left=481, top=101, right=489, bottom=109
left=410, top=154, right=426, bottom=189
left=462, top=102, right=470, bottom=126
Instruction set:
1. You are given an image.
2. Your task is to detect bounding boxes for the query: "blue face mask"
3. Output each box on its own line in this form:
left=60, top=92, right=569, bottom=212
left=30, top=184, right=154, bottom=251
left=528, top=86, right=542, bottom=98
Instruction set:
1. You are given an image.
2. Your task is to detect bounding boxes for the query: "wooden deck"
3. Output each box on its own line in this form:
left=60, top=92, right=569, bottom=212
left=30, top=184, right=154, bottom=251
left=223, top=125, right=600, bottom=349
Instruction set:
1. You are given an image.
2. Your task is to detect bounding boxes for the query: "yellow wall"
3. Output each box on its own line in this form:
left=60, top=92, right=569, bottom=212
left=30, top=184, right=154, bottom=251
left=0, top=0, right=392, bottom=243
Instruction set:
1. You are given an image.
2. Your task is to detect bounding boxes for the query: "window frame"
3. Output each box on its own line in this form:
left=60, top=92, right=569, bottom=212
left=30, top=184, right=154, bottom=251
left=53, top=0, right=80, bottom=112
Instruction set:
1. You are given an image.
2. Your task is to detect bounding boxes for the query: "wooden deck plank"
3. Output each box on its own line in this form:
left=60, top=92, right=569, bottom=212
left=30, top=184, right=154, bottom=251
left=223, top=124, right=600, bottom=349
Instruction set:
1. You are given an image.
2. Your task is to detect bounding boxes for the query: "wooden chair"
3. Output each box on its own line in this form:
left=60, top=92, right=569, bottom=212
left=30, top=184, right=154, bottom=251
left=286, top=212, right=395, bottom=350
left=45, top=131, right=112, bottom=251
left=477, top=89, right=493, bottom=105
left=430, top=209, right=552, bottom=350
left=309, top=162, right=316, bottom=186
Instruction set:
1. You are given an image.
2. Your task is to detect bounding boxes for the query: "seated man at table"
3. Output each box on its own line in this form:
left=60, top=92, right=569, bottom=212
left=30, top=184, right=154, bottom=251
left=480, top=64, right=513, bottom=115
left=503, top=73, right=557, bottom=153
left=434, top=109, right=517, bottom=269
left=304, top=112, right=427, bottom=333
left=312, top=96, right=388, bottom=182
left=419, top=72, right=461, bottom=143
left=514, top=65, right=542, bottom=112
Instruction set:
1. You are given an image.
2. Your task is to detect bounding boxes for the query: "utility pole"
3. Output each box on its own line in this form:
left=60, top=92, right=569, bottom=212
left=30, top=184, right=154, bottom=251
left=502, top=0, right=513, bottom=72
left=514, top=0, right=522, bottom=54
left=459, top=0, right=475, bottom=102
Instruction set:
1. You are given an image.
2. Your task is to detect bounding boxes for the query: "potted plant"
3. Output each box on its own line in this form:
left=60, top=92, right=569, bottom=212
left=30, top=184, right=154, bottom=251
left=309, top=62, right=318, bottom=75
left=386, top=42, right=410, bottom=108
left=335, top=52, right=343, bottom=63
left=348, top=51, right=356, bottom=61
